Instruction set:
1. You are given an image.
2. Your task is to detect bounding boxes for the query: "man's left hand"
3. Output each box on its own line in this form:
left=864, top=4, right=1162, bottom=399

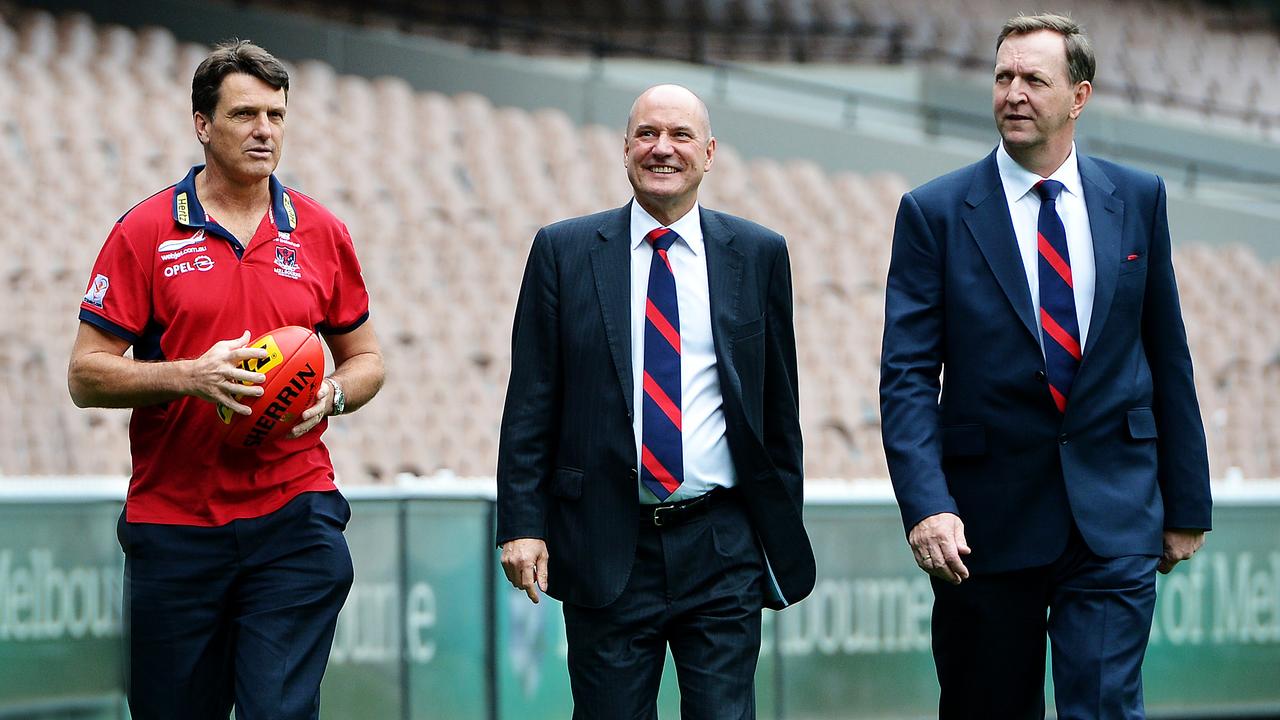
left=1158, top=529, right=1205, bottom=574
left=290, top=379, right=333, bottom=438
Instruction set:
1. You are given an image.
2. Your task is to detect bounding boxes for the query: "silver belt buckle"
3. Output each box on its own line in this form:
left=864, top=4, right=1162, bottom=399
left=652, top=504, right=674, bottom=527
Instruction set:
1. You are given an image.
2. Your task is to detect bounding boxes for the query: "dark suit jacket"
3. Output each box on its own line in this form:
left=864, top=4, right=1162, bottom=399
left=497, top=202, right=816, bottom=610
left=880, top=150, right=1213, bottom=574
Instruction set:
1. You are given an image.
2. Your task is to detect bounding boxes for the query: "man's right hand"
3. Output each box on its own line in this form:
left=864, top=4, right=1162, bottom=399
left=908, top=512, right=971, bottom=585
left=185, top=331, right=269, bottom=415
left=500, top=538, right=549, bottom=604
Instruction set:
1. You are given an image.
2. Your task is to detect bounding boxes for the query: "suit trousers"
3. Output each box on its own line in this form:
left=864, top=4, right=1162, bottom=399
left=930, top=525, right=1159, bottom=720
left=562, top=493, right=765, bottom=720
left=119, top=490, right=354, bottom=720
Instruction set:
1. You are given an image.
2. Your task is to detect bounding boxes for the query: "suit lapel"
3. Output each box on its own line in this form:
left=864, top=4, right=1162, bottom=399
left=1078, top=155, right=1124, bottom=357
left=962, top=151, right=1039, bottom=343
left=702, top=210, right=744, bottom=398
left=591, top=204, right=636, bottom=416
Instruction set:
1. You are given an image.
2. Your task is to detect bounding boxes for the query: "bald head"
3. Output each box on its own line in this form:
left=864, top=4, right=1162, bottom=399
left=626, top=84, right=712, bottom=138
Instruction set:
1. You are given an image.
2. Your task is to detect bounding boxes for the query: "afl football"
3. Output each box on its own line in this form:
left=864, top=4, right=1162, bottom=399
left=217, top=325, right=325, bottom=449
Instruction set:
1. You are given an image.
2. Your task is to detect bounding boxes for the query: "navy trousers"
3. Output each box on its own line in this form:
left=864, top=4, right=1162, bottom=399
left=562, top=495, right=765, bottom=720
left=930, top=526, right=1159, bottom=720
left=118, top=490, right=354, bottom=720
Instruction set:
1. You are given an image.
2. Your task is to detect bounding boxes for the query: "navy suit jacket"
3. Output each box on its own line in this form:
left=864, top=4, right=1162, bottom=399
left=880, top=150, right=1213, bottom=574
left=497, top=202, right=816, bottom=609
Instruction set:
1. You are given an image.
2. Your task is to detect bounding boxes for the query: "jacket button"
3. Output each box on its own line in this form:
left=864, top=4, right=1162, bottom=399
left=1035, top=370, right=1047, bottom=383
left=628, top=469, right=638, bottom=481
left=1058, top=434, right=1068, bottom=445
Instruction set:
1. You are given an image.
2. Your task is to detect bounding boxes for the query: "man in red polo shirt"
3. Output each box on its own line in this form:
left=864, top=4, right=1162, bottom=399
left=67, top=40, right=384, bottom=719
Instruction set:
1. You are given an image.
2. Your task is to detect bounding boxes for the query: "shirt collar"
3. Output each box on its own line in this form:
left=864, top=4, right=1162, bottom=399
left=171, top=165, right=298, bottom=233
left=995, top=141, right=1084, bottom=204
left=630, top=200, right=703, bottom=256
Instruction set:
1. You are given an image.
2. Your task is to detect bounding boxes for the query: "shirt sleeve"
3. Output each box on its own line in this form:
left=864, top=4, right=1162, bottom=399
left=78, top=222, right=152, bottom=343
left=318, top=222, right=370, bottom=335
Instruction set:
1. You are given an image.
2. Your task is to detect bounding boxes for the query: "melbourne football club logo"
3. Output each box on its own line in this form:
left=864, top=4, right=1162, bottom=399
left=83, top=274, right=109, bottom=308
left=274, top=245, right=301, bottom=280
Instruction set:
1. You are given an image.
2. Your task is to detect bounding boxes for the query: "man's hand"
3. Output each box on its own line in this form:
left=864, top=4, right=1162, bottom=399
left=908, top=512, right=971, bottom=585
left=290, top=378, right=333, bottom=438
left=1159, top=529, right=1205, bottom=574
left=184, top=331, right=268, bottom=415
left=501, top=538, right=549, bottom=604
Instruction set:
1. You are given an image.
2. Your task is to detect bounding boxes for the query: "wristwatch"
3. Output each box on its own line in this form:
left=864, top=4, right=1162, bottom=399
left=327, top=377, right=346, bottom=416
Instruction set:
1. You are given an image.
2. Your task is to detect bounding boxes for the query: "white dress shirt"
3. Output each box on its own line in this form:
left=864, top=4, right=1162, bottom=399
left=630, top=201, right=736, bottom=503
left=996, top=142, right=1097, bottom=352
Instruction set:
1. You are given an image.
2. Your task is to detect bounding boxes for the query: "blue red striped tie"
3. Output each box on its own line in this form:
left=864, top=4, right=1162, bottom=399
left=641, top=227, right=684, bottom=500
left=1035, top=179, right=1081, bottom=414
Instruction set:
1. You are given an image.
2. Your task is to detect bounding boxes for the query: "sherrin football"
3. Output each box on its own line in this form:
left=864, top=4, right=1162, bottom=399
left=217, top=325, right=325, bottom=449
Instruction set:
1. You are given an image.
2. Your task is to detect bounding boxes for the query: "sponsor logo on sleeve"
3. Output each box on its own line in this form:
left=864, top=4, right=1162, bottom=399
left=83, top=274, right=109, bottom=308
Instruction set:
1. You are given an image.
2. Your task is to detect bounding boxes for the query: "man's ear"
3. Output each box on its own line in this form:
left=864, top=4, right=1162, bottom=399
left=1070, top=81, right=1093, bottom=120
left=193, top=112, right=211, bottom=144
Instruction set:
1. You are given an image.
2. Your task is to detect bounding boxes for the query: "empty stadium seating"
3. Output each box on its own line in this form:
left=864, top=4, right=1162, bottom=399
left=1, top=7, right=1277, bottom=484
left=293, top=0, right=1280, bottom=137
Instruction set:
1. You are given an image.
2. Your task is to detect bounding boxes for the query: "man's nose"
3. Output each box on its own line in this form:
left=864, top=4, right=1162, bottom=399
left=1006, top=79, right=1028, bottom=103
left=251, top=113, right=272, bottom=137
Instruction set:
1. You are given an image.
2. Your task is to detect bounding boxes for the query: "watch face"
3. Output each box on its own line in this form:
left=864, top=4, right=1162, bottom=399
left=328, top=379, right=344, bottom=415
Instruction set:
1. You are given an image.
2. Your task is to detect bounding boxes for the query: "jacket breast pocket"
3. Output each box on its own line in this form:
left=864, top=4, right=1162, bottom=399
left=1126, top=408, right=1158, bottom=440
left=550, top=467, right=583, bottom=500
left=940, top=424, right=987, bottom=457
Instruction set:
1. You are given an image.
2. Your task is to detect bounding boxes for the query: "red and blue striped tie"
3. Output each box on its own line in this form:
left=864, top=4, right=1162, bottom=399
left=1036, top=179, right=1081, bottom=414
left=641, top=227, right=684, bottom=500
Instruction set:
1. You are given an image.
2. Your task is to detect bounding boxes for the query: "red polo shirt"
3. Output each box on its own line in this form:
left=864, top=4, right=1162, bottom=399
left=79, top=166, right=370, bottom=526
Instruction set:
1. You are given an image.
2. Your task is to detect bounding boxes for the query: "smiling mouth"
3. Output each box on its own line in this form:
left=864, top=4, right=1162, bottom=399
left=646, top=166, right=679, bottom=174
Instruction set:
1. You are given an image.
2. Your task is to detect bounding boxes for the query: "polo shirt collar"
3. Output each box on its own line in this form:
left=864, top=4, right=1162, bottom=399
left=172, top=165, right=297, bottom=233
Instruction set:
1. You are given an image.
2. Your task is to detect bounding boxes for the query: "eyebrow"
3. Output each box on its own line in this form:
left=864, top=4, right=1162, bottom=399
left=634, top=122, right=697, bottom=134
left=227, top=103, right=287, bottom=114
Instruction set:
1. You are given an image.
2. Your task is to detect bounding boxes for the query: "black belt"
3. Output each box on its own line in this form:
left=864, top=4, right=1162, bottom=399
left=639, top=487, right=736, bottom=528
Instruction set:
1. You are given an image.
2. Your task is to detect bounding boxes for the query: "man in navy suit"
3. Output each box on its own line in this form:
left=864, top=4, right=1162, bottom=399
left=879, top=14, right=1212, bottom=718
left=496, top=85, right=815, bottom=719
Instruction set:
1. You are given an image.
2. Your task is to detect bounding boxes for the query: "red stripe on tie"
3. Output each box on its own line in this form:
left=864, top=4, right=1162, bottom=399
left=1040, top=309, right=1082, bottom=361
left=1049, top=384, right=1068, bottom=413
left=643, top=371, right=682, bottom=431
left=646, top=298, right=681, bottom=353
left=657, top=247, right=673, bottom=273
left=641, top=445, right=681, bottom=493
left=1038, top=232, right=1073, bottom=288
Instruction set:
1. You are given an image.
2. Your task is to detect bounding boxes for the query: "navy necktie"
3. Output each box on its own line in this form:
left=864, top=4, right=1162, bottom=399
left=641, top=227, right=684, bottom=500
left=1036, top=179, right=1082, bottom=414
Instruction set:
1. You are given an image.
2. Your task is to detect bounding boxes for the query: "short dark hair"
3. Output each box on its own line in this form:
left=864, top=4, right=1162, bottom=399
left=191, top=39, right=289, bottom=118
left=996, top=13, right=1095, bottom=85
